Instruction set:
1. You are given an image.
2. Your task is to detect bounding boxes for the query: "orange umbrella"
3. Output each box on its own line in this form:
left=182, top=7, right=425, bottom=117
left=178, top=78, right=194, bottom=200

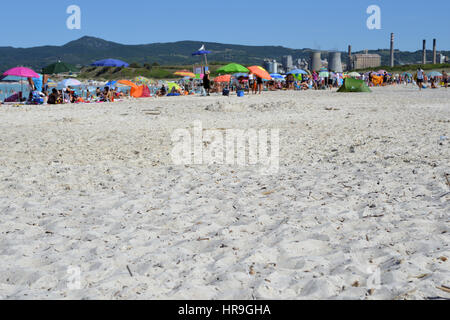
left=118, top=79, right=138, bottom=88
left=247, top=66, right=271, bottom=80
left=174, top=70, right=196, bottom=78
left=214, top=74, right=231, bottom=83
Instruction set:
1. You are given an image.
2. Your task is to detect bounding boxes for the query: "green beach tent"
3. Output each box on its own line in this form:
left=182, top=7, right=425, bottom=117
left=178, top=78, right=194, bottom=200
left=337, top=78, right=371, bottom=93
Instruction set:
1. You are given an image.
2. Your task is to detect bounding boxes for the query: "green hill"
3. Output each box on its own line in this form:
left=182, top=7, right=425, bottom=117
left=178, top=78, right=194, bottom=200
left=0, top=36, right=448, bottom=72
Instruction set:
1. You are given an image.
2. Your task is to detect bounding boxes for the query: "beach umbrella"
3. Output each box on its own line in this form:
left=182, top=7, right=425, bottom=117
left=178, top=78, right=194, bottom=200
left=58, top=78, right=81, bottom=88
left=403, top=72, right=413, bottom=78
left=3, top=67, right=40, bottom=94
left=174, top=70, right=196, bottom=78
left=91, top=59, right=129, bottom=67
left=247, top=66, right=271, bottom=80
left=428, top=71, right=442, bottom=77
left=42, top=61, right=79, bottom=74
left=377, top=69, right=387, bottom=74
left=319, top=71, right=330, bottom=78
left=192, top=45, right=212, bottom=66
left=105, top=80, right=117, bottom=87
left=214, top=75, right=232, bottom=83
left=270, top=73, right=284, bottom=79
left=287, top=69, right=308, bottom=75
left=133, top=76, right=151, bottom=84
left=3, top=67, right=40, bottom=79
left=216, top=63, right=249, bottom=74
left=348, top=72, right=361, bottom=78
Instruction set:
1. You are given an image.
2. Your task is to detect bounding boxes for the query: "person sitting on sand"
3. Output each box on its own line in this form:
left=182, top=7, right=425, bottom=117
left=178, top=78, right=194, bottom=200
left=47, top=88, right=58, bottom=105
left=103, top=87, right=114, bottom=102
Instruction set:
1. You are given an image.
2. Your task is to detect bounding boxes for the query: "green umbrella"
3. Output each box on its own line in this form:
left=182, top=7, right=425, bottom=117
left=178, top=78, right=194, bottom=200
left=216, top=63, right=249, bottom=74
left=42, top=61, right=79, bottom=74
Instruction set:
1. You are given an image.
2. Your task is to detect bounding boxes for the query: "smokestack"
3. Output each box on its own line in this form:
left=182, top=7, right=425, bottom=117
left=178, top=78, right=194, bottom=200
left=422, top=40, right=427, bottom=65
left=311, top=51, right=322, bottom=72
left=328, top=52, right=343, bottom=73
left=433, top=39, right=437, bottom=64
left=348, top=45, right=352, bottom=71
left=390, top=33, right=395, bottom=67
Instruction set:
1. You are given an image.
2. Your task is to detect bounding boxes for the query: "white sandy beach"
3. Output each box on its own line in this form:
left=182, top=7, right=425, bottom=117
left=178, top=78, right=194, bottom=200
left=0, top=86, right=449, bottom=300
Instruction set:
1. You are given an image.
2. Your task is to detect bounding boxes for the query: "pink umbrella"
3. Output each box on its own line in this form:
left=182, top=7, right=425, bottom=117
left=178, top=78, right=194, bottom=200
left=3, top=67, right=39, bottom=79
left=3, top=67, right=40, bottom=97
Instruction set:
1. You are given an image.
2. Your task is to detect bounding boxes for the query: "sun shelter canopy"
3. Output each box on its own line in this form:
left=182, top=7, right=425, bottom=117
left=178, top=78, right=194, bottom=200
left=117, top=80, right=138, bottom=88
left=337, top=78, right=371, bottom=93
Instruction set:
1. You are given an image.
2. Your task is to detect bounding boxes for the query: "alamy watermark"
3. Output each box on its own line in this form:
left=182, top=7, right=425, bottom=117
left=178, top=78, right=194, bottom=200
left=348, top=249, right=382, bottom=290
left=66, top=5, right=81, bottom=30
left=366, top=5, right=381, bottom=30
left=67, top=266, right=82, bottom=290
left=171, top=121, right=280, bottom=174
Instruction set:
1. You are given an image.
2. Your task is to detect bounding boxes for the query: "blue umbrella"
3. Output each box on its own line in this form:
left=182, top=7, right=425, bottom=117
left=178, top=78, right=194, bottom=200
left=270, top=73, right=284, bottom=79
left=105, top=80, right=117, bottom=87
left=91, top=59, right=129, bottom=67
left=428, top=71, right=442, bottom=77
left=233, top=73, right=249, bottom=78
left=192, top=50, right=212, bottom=56
left=287, top=69, right=308, bottom=75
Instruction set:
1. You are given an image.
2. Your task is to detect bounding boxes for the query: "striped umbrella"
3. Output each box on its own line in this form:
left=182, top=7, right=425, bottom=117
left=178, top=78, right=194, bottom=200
left=247, top=66, right=271, bottom=80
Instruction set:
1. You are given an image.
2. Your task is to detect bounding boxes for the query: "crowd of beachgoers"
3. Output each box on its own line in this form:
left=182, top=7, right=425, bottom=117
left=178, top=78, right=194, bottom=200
left=0, top=66, right=448, bottom=106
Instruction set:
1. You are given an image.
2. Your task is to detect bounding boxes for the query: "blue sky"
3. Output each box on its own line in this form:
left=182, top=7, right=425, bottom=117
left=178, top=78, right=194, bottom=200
left=1, top=0, right=448, bottom=51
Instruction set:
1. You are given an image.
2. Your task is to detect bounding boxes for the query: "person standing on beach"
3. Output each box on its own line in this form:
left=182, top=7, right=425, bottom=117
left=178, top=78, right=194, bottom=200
left=256, top=75, right=263, bottom=94
left=443, top=71, right=448, bottom=89
left=416, top=67, right=424, bottom=90
left=203, top=71, right=211, bottom=96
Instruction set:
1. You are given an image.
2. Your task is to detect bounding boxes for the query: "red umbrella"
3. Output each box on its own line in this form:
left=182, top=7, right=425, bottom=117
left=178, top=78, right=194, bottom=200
left=214, top=74, right=231, bottom=83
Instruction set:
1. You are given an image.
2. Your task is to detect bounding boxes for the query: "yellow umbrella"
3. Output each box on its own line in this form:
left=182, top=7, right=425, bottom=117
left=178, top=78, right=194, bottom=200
left=174, top=70, right=196, bottom=78
left=167, top=82, right=181, bottom=92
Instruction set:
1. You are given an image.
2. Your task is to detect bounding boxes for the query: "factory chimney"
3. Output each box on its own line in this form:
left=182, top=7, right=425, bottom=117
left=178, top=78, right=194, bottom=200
left=347, top=45, right=352, bottom=71
left=422, top=40, right=427, bottom=65
left=390, top=33, right=395, bottom=67
left=311, top=51, right=322, bottom=72
left=433, top=39, right=437, bottom=64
